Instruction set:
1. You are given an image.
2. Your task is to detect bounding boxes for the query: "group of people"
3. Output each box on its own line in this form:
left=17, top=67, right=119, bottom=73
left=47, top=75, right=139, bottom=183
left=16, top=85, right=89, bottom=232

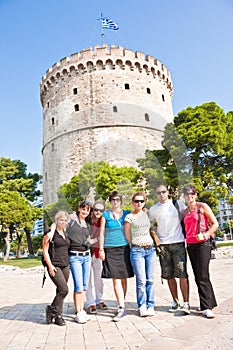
left=42, top=184, right=219, bottom=326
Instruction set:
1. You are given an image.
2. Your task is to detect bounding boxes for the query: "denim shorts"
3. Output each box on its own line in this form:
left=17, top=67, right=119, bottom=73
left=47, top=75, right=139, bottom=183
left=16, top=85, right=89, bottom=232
left=159, top=242, right=188, bottom=280
left=69, top=254, right=91, bottom=292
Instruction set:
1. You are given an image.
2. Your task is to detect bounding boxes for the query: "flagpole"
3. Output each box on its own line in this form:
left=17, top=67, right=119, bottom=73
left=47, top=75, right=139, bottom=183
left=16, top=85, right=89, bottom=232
left=100, top=12, right=104, bottom=46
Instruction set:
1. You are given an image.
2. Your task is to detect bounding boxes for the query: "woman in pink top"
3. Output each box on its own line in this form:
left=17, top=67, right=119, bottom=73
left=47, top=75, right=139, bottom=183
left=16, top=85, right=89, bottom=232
left=183, top=185, right=218, bottom=319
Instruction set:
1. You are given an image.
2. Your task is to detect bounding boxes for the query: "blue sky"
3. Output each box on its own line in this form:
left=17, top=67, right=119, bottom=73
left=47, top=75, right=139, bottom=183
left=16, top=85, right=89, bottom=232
left=0, top=0, right=232, bottom=175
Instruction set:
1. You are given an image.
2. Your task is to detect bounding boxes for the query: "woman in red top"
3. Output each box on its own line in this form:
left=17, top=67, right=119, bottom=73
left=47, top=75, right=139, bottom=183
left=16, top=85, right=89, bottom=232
left=85, top=202, right=108, bottom=314
left=183, top=185, right=218, bottom=319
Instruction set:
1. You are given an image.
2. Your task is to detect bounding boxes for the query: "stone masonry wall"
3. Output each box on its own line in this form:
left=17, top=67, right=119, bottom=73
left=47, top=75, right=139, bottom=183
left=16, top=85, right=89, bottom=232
left=41, top=44, right=174, bottom=205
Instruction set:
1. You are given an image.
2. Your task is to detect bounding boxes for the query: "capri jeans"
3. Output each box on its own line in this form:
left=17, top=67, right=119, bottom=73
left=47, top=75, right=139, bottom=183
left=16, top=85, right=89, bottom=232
left=69, top=254, right=91, bottom=292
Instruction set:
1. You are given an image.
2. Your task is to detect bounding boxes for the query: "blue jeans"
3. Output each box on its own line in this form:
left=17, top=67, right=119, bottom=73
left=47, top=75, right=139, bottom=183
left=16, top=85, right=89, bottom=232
left=130, top=246, right=156, bottom=309
left=69, top=254, right=91, bottom=292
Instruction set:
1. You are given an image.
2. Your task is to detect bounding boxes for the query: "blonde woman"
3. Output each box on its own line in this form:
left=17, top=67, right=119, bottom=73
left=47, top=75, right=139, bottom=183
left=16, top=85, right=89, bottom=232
left=43, top=211, right=70, bottom=326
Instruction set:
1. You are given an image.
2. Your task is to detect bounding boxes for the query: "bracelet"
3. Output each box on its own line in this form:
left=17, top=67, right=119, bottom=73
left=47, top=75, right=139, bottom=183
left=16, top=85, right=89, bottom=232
left=99, top=248, right=104, bottom=251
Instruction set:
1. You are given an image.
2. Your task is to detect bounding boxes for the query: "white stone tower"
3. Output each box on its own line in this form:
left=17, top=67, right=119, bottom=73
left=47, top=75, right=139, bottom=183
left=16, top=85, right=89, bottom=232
left=40, top=44, right=173, bottom=205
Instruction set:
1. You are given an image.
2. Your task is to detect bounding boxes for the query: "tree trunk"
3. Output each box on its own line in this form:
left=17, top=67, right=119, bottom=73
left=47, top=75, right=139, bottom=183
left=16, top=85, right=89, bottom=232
left=25, top=228, right=34, bottom=255
left=3, top=228, right=11, bottom=262
left=16, top=232, right=22, bottom=258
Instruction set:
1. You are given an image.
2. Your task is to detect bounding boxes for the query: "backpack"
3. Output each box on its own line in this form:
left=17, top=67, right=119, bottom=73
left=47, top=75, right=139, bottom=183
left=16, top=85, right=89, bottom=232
left=172, top=199, right=186, bottom=238
left=41, top=236, right=55, bottom=287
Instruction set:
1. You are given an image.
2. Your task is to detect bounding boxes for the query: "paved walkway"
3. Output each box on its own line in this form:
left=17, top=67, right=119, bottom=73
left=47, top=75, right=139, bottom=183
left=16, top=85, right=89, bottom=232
left=0, top=251, right=233, bottom=350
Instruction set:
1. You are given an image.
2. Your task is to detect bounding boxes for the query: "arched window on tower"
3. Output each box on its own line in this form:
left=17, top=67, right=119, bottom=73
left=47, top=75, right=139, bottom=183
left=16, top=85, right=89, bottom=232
left=125, top=83, right=130, bottom=90
left=145, top=113, right=150, bottom=122
left=52, top=143, right=54, bottom=152
left=162, top=94, right=165, bottom=102
left=147, top=88, right=151, bottom=94
left=73, top=88, right=77, bottom=95
left=47, top=102, right=49, bottom=108
left=74, top=104, right=79, bottom=112
left=113, top=106, right=118, bottom=113
left=51, top=117, right=55, bottom=125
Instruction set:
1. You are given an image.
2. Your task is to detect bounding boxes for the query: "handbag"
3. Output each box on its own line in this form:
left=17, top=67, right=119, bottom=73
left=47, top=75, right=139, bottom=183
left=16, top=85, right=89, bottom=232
left=197, top=204, right=217, bottom=250
left=149, top=229, right=162, bottom=254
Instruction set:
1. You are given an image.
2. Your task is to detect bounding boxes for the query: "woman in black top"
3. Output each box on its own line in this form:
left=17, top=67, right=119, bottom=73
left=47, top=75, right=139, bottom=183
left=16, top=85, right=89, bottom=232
left=67, top=200, right=95, bottom=324
left=42, top=211, right=70, bottom=326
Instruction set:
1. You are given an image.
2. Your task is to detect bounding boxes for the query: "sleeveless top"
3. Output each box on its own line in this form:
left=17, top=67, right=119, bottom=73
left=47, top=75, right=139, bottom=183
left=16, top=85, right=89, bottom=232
left=49, top=230, right=70, bottom=267
left=184, top=203, right=209, bottom=244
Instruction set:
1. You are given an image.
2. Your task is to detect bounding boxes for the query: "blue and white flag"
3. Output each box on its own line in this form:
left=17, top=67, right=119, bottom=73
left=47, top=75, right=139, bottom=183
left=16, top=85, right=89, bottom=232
left=102, top=17, right=119, bottom=30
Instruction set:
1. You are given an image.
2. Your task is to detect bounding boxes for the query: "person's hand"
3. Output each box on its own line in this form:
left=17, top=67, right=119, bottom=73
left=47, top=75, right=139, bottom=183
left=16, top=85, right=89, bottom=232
left=99, top=250, right=105, bottom=261
left=48, top=265, right=57, bottom=277
left=45, top=230, right=54, bottom=242
left=196, top=232, right=205, bottom=241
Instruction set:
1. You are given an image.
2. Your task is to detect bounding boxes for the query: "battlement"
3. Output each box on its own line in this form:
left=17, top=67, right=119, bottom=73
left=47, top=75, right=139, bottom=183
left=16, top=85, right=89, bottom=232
left=40, top=45, right=173, bottom=94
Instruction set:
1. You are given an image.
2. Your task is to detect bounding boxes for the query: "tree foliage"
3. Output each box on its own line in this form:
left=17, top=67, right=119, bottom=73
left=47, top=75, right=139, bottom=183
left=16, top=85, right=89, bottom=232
left=137, top=102, right=233, bottom=209
left=44, top=161, right=143, bottom=220
left=0, top=158, right=42, bottom=260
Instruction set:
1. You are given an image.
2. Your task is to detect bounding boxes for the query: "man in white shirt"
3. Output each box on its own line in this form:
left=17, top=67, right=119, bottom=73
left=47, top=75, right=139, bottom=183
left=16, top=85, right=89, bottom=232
left=149, top=183, right=190, bottom=314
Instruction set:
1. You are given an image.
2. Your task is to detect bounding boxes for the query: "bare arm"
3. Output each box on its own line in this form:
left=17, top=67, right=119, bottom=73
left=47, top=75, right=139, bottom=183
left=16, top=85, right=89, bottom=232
left=45, top=223, right=56, bottom=242
left=42, top=235, right=57, bottom=277
left=200, top=202, right=219, bottom=238
left=98, top=216, right=106, bottom=261
left=124, top=221, right=132, bottom=244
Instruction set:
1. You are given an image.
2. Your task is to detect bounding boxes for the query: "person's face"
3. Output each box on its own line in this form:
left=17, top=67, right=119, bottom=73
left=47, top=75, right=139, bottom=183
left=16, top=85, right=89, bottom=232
left=79, top=205, right=91, bottom=218
left=93, top=205, right=104, bottom=219
left=183, top=189, right=197, bottom=205
left=156, top=186, right=169, bottom=203
left=110, top=196, right=121, bottom=209
left=56, top=216, right=68, bottom=230
left=132, top=196, right=145, bottom=210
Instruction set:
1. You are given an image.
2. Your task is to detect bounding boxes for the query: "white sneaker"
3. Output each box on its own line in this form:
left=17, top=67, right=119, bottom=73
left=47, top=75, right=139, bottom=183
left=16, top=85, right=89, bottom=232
left=113, top=307, right=127, bottom=322
left=147, top=307, right=155, bottom=316
left=202, top=309, right=215, bottom=319
left=169, top=301, right=180, bottom=313
left=75, top=310, right=89, bottom=324
left=181, top=302, right=191, bottom=315
left=139, top=305, right=148, bottom=317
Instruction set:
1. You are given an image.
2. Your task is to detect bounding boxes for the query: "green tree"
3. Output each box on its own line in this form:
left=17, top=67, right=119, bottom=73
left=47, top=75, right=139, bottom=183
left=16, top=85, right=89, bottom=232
left=138, top=102, right=233, bottom=209
left=0, top=158, right=42, bottom=260
left=95, top=163, right=142, bottom=201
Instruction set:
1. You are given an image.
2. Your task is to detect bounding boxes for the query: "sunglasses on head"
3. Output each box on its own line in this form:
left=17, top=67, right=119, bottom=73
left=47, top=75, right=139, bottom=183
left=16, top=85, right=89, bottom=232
left=156, top=190, right=167, bottom=195
left=93, top=208, right=104, bottom=213
left=133, top=199, right=145, bottom=203
left=80, top=200, right=92, bottom=207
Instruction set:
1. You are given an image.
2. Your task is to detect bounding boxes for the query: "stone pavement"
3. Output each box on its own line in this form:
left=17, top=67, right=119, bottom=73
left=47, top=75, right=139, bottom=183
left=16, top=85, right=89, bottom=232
left=0, top=250, right=232, bottom=350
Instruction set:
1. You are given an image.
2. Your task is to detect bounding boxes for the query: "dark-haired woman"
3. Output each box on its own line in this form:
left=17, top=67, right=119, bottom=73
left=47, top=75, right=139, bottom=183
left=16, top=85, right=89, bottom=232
left=99, top=191, right=134, bottom=322
left=183, top=185, right=218, bottom=319
left=67, top=200, right=94, bottom=324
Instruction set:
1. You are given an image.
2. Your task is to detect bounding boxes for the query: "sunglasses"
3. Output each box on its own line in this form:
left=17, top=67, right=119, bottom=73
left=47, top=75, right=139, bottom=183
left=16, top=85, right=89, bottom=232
left=133, top=200, right=145, bottom=203
left=111, top=198, right=121, bottom=202
left=93, top=208, right=104, bottom=213
left=156, top=190, right=167, bottom=195
left=184, top=191, right=196, bottom=196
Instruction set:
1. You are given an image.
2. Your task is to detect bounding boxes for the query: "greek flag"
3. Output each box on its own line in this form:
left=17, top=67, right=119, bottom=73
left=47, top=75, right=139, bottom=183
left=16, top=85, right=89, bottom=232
left=102, top=17, right=119, bottom=30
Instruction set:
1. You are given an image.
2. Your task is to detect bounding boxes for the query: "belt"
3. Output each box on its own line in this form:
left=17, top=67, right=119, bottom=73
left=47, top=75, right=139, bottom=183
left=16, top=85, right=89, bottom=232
left=69, top=250, right=90, bottom=256
left=131, top=245, right=154, bottom=249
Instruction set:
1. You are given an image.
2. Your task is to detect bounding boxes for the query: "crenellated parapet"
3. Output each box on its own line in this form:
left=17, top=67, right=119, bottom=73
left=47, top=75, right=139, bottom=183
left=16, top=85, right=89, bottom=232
left=40, top=44, right=173, bottom=105
left=41, top=44, right=174, bottom=205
